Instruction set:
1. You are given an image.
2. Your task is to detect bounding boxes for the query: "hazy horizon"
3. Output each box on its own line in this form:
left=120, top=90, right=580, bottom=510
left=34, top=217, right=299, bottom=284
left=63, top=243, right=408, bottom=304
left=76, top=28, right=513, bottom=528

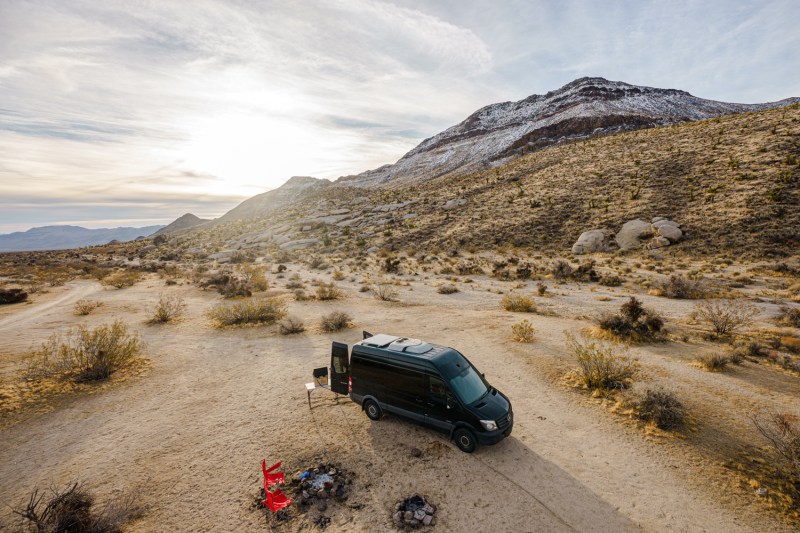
left=2, top=0, right=799, bottom=233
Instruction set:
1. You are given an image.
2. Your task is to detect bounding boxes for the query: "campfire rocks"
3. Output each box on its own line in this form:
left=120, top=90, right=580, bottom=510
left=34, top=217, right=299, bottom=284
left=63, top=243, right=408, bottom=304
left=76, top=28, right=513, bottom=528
left=393, top=494, right=436, bottom=528
left=294, top=464, right=351, bottom=509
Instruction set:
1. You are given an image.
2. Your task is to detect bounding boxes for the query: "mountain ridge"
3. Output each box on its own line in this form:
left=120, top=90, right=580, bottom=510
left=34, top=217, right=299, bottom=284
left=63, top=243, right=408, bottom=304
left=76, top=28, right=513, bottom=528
left=0, top=224, right=163, bottom=252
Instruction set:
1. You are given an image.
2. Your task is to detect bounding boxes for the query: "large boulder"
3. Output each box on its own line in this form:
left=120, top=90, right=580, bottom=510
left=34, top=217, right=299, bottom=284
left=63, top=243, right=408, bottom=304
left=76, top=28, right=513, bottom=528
left=442, top=198, right=468, bottom=211
left=571, top=230, right=607, bottom=254
left=615, top=219, right=653, bottom=250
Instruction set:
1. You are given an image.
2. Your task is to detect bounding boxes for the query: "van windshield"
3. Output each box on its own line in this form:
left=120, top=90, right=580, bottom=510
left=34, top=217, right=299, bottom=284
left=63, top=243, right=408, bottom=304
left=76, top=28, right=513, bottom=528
left=439, top=351, right=488, bottom=405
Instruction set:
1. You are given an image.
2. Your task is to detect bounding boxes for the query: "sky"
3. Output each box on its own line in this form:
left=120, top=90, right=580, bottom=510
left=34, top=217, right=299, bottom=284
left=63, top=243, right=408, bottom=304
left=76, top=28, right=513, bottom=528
left=1, top=0, right=798, bottom=233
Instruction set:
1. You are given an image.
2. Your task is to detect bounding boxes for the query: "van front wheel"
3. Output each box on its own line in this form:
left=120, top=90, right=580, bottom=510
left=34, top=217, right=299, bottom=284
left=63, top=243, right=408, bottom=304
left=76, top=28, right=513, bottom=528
left=364, top=400, right=382, bottom=421
left=453, top=428, right=477, bottom=453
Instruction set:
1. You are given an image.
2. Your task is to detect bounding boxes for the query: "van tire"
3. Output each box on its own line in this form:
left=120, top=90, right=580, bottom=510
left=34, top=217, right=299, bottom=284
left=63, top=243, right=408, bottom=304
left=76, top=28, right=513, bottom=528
left=364, top=400, right=382, bottom=421
left=453, top=428, right=477, bottom=453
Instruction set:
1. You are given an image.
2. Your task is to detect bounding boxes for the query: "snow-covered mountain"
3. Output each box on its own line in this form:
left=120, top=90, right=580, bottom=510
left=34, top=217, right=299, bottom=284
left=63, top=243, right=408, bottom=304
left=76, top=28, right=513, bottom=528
left=338, top=77, right=799, bottom=187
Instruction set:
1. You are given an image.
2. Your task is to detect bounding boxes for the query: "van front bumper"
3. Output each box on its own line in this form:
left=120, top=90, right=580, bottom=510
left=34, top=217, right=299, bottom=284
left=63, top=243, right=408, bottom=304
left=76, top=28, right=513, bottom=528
left=477, top=420, right=513, bottom=445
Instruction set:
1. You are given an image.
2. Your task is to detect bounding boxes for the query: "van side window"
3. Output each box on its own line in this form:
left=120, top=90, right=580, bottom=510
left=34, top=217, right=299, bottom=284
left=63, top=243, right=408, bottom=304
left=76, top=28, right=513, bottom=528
left=429, top=376, right=450, bottom=404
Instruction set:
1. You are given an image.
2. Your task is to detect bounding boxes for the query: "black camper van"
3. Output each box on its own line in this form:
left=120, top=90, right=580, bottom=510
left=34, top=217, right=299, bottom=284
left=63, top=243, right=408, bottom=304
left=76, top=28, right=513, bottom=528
left=329, top=333, right=512, bottom=453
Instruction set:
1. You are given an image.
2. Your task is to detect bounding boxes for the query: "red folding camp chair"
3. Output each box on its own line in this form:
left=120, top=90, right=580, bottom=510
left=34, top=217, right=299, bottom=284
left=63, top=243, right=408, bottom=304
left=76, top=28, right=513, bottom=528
left=261, top=459, right=285, bottom=487
left=264, top=487, right=292, bottom=512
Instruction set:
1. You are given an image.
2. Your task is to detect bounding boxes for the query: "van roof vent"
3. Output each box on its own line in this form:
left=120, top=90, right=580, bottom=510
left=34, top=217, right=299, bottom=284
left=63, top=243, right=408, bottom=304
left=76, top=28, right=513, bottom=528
left=358, top=334, right=400, bottom=348
left=387, top=338, right=433, bottom=354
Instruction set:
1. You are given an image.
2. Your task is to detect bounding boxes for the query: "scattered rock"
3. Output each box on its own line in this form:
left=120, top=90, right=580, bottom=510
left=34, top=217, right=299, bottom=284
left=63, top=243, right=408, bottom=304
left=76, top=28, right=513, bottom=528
left=279, top=238, right=319, bottom=251
left=0, top=288, right=27, bottom=305
left=650, top=236, right=671, bottom=248
left=615, top=219, right=653, bottom=250
left=393, top=494, right=436, bottom=528
left=442, top=198, right=467, bottom=211
left=571, top=229, right=607, bottom=254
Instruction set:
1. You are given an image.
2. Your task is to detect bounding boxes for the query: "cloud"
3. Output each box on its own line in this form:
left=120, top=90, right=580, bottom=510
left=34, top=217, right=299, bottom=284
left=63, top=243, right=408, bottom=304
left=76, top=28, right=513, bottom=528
left=0, top=0, right=798, bottom=232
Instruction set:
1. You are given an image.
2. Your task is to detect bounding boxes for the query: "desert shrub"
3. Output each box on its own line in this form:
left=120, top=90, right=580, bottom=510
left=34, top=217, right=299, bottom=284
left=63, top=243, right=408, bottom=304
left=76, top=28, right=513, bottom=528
left=599, top=275, right=622, bottom=287
left=332, top=270, right=345, bottom=281
left=316, top=282, right=343, bottom=300
left=695, top=299, right=759, bottom=335
left=278, top=316, right=305, bottom=335
left=241, top=265, right=269, bottom=292
left=285, top=274, right=304, bottom=289
left=696, top=353, right=730, bottom=371
left=777, top=306, right=800, bottom=328
left=294, top=289, right=312, bottom=301
left=74, top=299, right=102, bottom=316
left=782, top=336, right=800, bottom=354
left=456, top=261, right=483, bottom=275
left=572, top=260, right=599, bottom=282
left=597, top=297, right=664, bottom=342
left=101, top=270, right=141, bottom=289
left=437, top=284, right=459, bottom=294
left=149, top=293, right=184, bottom=323
left=320, top=311, right=352, bottom=332
left=550, top=259, right=573, bottom=280
left=358, top=284, right=371, bottom=293
left=383, top=256, right=401, bottom=273
left=201, top=272, right=252, bottom=298
left=308, top=256, right=329, bottom=270
left=13, top=482, right=144, bottom=533
left=566, top=333, right=638, bottom=390
left=501, top=293, right=536, bottom=313
left=373, top=283, right=399, bottom=302
left=206, top=297, right=287, bottom=327
left=511, top=320, right=536, bottom=343
left=0, top=287, right=28, bottom=304
left=631, top=388, right=685, bottom=429
left=27, top=321, right=143, bottom=381
left=657, top=274, right=706, bottom=299
left=536, top=282, right=547, bottom=296
left=752, top=412, right=800, bottom=478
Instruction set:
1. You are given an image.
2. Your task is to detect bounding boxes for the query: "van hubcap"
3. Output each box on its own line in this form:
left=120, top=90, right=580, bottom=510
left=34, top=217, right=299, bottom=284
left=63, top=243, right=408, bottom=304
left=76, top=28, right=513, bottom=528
left=459, top=435, right=471, bottom=446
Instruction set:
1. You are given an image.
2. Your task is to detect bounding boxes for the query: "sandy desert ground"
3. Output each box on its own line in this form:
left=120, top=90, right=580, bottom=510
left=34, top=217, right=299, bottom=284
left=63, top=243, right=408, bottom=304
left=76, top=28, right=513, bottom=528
left=1, top=263, right=798, bottom=532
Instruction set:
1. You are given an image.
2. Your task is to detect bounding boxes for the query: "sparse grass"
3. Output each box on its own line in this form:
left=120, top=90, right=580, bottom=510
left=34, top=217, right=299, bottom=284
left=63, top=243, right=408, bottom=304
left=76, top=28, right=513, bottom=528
left=316, top=282, right=343, bottom=301
left=566, top=333, right=638, bottom=390
left=278, top=316, right=305, bottom=335
left=511, top=320, right=536, bottom=342
left=631, top=388, right=686, bottom=429
left=100, top=270, right=142, bottom=289
left=501, top=293, right=536, bottom=313
left=696, top=353, right=730, bottom=371
left=373, top=283, right=399, bottom=302
left=13, top=482, right=145, bottom=533
left=320, top=311, right=352, bottom=332
left=149, top=293, right=184, bottom=324
left=437, top=284, right=459, bottom=294
left=74, top=299, right=102, bottom=316
left=26, top=321, right=144, bottom=381
left=694, top=299, right=759, bottom=335
left=206, top=297, right=287, bottom=327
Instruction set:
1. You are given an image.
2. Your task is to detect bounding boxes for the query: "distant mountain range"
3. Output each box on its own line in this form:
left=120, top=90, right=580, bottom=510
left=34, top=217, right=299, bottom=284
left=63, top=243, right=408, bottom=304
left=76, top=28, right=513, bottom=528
left=0, top=224, right=164, bottom=252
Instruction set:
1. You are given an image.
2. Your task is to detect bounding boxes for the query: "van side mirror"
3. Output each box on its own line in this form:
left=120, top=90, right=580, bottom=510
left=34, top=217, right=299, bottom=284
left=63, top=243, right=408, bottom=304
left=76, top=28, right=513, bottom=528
left=446, top=396, right=456, bottom=410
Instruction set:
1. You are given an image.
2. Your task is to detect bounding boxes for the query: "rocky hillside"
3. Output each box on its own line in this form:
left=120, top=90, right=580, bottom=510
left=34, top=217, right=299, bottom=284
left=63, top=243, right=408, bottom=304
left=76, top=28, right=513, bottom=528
left=215, top=176, right=331, bottom=224
left=168, top=103, right=799, bottom=260
left=338, top=77, right=799, bottom=188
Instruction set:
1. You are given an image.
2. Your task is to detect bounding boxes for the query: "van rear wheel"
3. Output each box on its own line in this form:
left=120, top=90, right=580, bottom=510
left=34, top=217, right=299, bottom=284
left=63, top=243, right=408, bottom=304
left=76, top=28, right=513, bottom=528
left=453, top=428, right=477, bottom=453
left=364, top=400, right=382, bottom=421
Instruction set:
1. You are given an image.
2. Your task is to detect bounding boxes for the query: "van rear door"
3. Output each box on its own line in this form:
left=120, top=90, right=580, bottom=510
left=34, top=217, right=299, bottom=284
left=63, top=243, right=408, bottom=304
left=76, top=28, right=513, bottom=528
left=330, top=342, right=350, bottom=395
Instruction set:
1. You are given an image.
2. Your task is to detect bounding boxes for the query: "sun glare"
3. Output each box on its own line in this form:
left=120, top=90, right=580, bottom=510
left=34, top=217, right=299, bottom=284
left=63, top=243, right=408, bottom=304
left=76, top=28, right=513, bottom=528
left=178, top=112, right=312, bottom=195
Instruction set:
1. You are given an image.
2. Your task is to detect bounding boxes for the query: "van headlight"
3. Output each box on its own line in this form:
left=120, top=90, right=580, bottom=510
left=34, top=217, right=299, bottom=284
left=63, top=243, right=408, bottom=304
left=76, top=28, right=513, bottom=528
left=480, top=420, right=497, bottom=431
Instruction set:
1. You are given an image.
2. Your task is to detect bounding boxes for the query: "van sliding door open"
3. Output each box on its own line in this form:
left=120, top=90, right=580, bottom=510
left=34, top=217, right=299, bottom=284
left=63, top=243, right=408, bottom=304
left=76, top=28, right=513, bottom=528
left=330, top=342, right=350, bottom=395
